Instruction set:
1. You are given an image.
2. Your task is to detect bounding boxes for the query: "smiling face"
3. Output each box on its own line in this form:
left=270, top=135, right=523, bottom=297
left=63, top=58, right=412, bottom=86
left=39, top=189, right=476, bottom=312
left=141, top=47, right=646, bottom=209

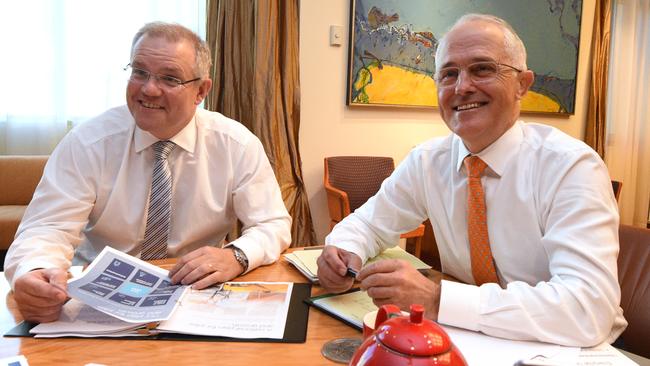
left=126, top=35, right=212, bottom=139
left=436, top=20, right=533, bottom=153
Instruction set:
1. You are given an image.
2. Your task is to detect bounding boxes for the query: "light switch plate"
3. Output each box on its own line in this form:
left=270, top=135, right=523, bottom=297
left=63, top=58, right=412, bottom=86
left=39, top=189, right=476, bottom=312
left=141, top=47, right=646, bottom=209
left=330, top=25, right=343, bottom=46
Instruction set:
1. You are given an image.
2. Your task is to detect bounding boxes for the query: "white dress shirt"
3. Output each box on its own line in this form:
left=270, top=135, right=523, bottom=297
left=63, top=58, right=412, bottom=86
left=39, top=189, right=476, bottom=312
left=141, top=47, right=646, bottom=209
left=325, top=121, right=627, bottom=347
left=5, top=106, right=291, bottom=287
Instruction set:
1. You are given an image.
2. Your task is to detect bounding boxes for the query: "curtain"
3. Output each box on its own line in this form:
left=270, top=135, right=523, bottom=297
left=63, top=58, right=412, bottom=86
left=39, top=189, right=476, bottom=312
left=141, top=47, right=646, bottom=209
left=584, top=0, right=612, bottom=158
left=0, top=0, right=206, bottom=155
left=605, top=0, right=650, bottom=228
left=206, top=0, right=316, bottom=246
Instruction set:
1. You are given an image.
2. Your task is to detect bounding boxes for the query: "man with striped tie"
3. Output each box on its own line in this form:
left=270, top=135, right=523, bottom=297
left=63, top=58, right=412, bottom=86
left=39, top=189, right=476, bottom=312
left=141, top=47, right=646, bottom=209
left=317, top=14, right=626, bottom=347
left=5, top=22, right=291, bottom=323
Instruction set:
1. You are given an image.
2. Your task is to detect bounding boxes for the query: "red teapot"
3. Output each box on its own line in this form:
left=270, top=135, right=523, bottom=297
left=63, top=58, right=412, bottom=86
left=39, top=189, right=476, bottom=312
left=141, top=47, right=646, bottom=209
left=350, top=304, right=467, bottom=366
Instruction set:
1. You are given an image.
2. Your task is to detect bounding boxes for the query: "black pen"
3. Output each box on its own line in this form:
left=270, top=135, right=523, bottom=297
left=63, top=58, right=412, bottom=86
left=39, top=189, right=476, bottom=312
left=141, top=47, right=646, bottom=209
left=345, top=267, right=358, bottom=278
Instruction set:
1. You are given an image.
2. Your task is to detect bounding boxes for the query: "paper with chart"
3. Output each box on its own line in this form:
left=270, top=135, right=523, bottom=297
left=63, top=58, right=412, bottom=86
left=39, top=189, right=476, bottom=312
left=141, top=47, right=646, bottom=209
left=158, top=282, right=293, bottom=339
left=67, top=246, right=187, bottom=323
left=30, top=298, right=151, bottom=338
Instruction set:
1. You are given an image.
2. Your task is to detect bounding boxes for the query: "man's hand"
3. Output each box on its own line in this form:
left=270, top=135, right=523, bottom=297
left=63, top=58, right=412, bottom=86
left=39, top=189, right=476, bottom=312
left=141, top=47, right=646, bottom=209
left=316, top=246, right=362, bottom=293
left=169, top=246, right=244, bottom=289
left=357, top=259, right=441, bottom=320
left=14, top=268, right=69, bottom=323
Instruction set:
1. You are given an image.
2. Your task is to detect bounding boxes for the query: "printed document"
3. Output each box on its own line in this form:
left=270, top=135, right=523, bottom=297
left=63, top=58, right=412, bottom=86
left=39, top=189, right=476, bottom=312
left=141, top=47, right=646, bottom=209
left=31, top=247, right=293, bottom=339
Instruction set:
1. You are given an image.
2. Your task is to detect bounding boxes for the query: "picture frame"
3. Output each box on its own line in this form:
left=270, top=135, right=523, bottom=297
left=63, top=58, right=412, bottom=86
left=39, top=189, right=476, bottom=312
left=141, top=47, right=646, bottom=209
left=346, top=0, right=584, bottom=114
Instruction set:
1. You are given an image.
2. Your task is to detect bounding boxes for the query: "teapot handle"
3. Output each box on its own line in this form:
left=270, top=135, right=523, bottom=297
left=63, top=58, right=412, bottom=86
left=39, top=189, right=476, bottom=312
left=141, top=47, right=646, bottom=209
left=374, top=304, right=402, bottom=329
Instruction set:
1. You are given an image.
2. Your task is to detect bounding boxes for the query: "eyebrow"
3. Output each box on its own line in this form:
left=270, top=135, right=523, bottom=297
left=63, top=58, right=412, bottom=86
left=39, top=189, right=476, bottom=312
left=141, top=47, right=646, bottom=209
left=438, top=56, right=498, bottom=69
left=130, top=60, right=185, bottom=76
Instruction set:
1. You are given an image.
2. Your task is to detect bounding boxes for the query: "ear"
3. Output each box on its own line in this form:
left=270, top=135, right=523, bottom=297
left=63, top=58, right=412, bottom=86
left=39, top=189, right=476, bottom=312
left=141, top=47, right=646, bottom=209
left=515, top=70, right=535, bottom=100
left=194, top=78, right=213, bottom=105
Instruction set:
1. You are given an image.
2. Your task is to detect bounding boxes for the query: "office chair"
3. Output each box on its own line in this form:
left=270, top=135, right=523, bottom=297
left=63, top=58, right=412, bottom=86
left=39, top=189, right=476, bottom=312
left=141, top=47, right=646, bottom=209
left=324, top=156, right=425, bottom=257
left=611, top=180, right=622, bottom=202
left=617, top=224, right=650, bottom=358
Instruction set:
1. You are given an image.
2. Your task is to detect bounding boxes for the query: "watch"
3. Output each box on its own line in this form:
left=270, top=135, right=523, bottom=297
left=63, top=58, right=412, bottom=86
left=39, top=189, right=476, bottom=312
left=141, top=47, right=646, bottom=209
left=230, top=246, right=249, bottom=273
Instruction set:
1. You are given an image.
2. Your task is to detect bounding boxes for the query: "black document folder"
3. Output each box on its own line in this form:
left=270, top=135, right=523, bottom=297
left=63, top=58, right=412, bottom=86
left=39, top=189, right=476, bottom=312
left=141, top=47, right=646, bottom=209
left=5, top=283, right=311, bottom=343
left=304, top=287, right=365, bottom=331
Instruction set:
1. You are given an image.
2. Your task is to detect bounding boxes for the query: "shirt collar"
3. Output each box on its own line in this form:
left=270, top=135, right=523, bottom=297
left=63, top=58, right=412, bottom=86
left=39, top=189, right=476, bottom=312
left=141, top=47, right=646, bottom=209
left=134, top=113, right=197, bottom=155
left=454, top=120, right=524, bottom=177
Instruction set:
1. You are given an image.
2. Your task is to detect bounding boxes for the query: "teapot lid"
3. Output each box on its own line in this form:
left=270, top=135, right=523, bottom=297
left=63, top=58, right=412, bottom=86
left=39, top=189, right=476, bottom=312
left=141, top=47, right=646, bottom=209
left=375, top=304, right=452, bottom=357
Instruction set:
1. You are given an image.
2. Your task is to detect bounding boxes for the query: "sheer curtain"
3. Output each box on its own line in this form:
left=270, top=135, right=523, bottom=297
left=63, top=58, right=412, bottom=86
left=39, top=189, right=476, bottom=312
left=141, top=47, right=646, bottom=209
left=0, top=0, right=206, bottom=155
left=605, top=0, right=650, bottom=227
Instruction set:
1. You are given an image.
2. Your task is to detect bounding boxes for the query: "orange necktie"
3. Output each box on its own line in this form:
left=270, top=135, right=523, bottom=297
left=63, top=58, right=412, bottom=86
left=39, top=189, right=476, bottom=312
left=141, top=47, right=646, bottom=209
left=464, top=156, right=499, bottom=285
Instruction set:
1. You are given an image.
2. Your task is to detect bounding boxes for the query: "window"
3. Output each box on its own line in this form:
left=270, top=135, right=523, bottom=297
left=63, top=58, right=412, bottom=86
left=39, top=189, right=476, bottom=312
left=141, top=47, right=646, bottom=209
left=0, top=0, right=206, bottom=154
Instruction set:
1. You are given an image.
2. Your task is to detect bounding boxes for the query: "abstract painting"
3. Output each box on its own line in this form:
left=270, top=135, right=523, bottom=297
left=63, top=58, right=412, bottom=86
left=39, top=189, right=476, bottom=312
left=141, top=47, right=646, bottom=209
left=347, top=0, right=583, bottom=114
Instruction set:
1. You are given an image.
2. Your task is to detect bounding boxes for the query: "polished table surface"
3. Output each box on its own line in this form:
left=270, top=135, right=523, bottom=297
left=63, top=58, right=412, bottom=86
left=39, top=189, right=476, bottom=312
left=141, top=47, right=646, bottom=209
left=1, top=253, right=648, bottom=366
left=0, top=255, right=367, bottom=366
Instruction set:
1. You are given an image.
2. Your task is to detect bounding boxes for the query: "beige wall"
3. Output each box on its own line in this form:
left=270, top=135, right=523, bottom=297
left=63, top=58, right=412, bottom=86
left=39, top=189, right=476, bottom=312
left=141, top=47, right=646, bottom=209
left=299, top=0, right=596, bottom=243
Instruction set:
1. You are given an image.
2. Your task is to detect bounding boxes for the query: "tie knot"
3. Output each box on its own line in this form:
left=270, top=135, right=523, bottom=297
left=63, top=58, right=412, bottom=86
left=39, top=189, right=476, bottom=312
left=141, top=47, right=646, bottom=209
left=464, top=156, right=488, bottom=178
left=153, top=141, right=175, bottom=161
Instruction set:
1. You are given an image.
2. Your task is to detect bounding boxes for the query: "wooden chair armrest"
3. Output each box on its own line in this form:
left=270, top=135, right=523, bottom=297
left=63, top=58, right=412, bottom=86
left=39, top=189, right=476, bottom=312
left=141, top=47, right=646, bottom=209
left=324, top=184, right=350, bottom=222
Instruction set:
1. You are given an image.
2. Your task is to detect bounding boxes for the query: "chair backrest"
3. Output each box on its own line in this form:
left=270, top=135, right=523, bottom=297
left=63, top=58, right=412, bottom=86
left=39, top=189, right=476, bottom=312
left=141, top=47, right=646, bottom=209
left=611, top=180, right=622, bottom=202
left=324, top=156, right=395, bottom=212
left=617, top=224, right=650, bottom=358
left=0, top=155, right=48, bottom=205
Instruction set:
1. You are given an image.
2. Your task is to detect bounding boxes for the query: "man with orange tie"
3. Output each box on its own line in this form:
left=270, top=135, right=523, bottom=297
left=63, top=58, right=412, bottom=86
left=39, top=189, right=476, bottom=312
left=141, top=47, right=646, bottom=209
left=317, top=14, right=626, bottom=347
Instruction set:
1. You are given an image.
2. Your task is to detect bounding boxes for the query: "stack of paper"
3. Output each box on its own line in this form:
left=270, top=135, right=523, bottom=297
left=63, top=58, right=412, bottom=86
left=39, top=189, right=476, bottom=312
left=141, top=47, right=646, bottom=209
left=284, top=246, right=432, bottom=283
left=30, top=247, right=294, bottom=339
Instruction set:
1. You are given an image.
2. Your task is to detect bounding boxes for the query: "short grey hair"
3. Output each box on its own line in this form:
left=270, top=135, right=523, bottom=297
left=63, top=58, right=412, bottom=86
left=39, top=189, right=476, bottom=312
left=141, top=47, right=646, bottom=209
left=435, top=13, right=527, bottom=71
left=131, top=21, right=212, bottom=78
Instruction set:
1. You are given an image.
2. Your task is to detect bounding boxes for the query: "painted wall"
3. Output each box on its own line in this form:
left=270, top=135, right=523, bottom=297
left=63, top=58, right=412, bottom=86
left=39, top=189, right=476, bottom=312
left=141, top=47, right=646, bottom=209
left=299, top=0, right=596, bottom=244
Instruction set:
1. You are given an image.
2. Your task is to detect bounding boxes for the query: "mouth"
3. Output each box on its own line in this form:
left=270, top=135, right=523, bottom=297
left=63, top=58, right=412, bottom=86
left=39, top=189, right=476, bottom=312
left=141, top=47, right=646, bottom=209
left=453, top=102, right=487, bottom=111
left=140, top=101, right=164, bottom=110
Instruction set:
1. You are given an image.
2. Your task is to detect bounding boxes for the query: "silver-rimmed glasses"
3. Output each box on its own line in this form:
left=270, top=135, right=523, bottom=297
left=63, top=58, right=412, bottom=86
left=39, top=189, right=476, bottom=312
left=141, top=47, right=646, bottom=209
left=434, top=61, right=522, bottom=88
left=124, top=64, right=201, bottom=90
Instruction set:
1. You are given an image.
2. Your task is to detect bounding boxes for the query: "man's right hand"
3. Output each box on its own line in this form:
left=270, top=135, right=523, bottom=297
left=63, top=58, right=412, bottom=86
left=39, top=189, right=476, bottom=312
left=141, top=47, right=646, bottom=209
left=316, top=246, right=362, bottom=293
left=13, top=268, right=68, bottom=323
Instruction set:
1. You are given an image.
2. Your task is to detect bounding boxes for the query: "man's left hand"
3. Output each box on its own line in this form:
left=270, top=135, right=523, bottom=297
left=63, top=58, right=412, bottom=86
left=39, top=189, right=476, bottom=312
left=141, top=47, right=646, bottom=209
left=357, top=259, right=441, bottom=320
left=169, top=247, right=244, bottom=289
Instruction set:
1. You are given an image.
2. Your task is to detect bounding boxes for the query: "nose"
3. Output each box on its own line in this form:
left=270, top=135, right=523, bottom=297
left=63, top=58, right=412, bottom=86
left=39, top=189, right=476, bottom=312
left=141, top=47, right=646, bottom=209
left=454, top=70, right=476, bottom=95
left=141, top=77, right=164, bottom=96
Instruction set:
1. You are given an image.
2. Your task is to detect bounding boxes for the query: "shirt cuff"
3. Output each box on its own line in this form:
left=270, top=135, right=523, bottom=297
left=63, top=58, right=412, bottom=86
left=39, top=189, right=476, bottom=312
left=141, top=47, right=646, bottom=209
left=438, top=280, right=480, bottom=331
left=10, top=259, right=62, bottom=290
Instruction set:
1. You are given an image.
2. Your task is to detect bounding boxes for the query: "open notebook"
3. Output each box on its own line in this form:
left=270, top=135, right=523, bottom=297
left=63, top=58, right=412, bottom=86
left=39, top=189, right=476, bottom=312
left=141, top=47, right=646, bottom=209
left=284, top=246, right=431, bottom=282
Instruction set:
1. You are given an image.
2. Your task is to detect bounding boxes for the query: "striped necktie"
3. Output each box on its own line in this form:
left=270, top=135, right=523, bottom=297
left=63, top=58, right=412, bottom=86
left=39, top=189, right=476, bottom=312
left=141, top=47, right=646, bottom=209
left=464, top=155, right=499, bottom=285
left=141, top=140, right=176, bottom=260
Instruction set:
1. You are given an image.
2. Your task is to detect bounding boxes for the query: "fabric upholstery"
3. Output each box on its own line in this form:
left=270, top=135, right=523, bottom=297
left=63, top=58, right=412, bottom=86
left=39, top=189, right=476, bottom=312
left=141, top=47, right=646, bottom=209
left=326, top=156, right=395, bottom=212
left=617, top=224, right=650, bottom=358
left=0, top=155, right=48, bottom=205
left=0, top=156, right=48, bottom=251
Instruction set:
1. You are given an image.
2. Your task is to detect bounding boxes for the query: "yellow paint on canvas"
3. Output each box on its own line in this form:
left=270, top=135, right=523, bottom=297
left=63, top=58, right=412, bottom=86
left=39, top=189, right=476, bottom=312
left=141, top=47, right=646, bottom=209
left=358, top=64, right=438, bottom=106
left=355, top=64, right=562, bottom=113
left=521, top=92, right=563, bottom=113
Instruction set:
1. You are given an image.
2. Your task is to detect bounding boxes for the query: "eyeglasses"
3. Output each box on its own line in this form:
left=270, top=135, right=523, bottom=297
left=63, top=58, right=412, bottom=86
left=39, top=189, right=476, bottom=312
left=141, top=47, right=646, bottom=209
left=434, top=61, right=522, bottom=88
left=124, top=64, right=201, bottom=90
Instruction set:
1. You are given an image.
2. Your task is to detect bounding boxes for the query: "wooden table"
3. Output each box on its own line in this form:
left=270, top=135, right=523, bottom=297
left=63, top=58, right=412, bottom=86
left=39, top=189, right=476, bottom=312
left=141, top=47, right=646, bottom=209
left=0, top=255, right=363, bottom=366
left=2, top=256, right=648, bottom=366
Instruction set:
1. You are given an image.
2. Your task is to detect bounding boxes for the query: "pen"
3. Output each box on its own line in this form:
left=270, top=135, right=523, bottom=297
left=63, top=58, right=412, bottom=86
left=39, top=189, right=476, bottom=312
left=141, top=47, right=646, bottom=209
left=345, top=267, right=358, bottom=278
